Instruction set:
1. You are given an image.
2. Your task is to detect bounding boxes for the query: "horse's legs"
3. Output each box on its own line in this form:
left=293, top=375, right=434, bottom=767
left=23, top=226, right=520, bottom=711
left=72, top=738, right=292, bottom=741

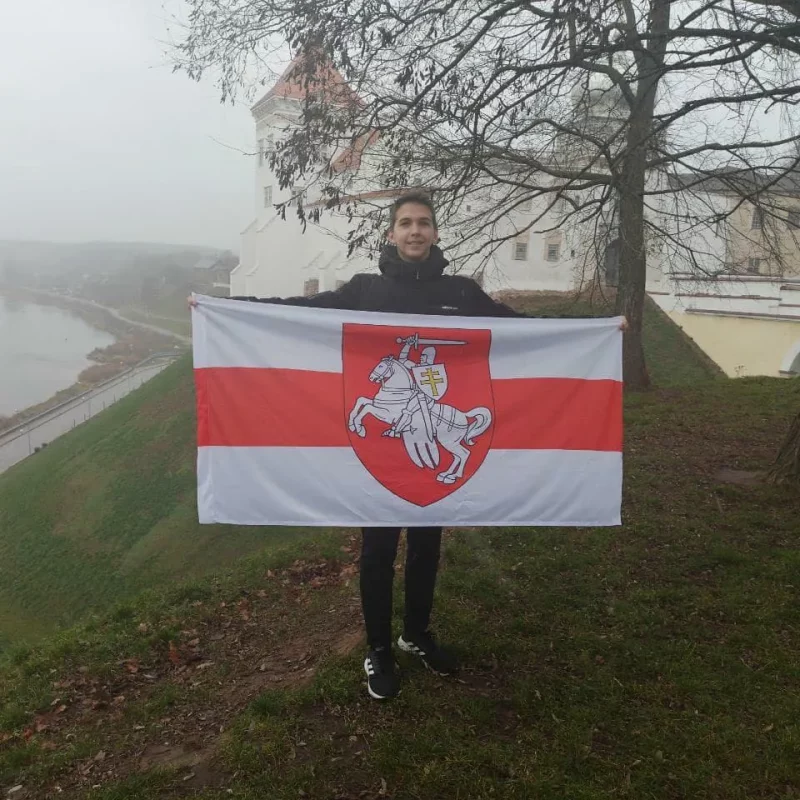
left=348, top=397, right=370, bottom=436
left=349, top=401, right=398, bottom=438
left=436, top=441, right=469, bottom=484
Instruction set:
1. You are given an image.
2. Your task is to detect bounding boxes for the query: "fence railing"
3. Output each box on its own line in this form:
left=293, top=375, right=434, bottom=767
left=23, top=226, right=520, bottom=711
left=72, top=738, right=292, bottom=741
left=0, top=352, right=182, bottom=474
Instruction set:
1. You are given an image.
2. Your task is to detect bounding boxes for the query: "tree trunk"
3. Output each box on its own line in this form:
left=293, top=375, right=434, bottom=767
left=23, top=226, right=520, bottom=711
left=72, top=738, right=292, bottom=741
left=614, top=121, right=653, bottom=391
left=615, top=182, right=651, bottom=390
left=768, top=410, right=800, bottom=484
left=613, top=0, right=671, bottom=391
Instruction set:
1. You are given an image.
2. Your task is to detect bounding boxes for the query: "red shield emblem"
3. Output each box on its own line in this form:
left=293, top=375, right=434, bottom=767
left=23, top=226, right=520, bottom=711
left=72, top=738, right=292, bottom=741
left=342, top=323, right=494, bottom=507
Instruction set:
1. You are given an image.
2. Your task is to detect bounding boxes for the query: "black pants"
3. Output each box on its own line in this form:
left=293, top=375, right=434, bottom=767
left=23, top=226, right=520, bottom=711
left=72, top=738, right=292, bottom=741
left=360, top=527, right=442, bottom=649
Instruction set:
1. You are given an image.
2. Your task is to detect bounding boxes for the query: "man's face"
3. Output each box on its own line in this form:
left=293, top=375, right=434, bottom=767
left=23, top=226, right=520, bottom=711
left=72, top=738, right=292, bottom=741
left=387, top=202, right=438, bottom=262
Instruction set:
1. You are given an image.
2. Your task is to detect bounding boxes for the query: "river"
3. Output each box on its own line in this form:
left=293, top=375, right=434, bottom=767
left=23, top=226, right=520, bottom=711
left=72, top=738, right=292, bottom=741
left=0, top=294, right=115, bottom=416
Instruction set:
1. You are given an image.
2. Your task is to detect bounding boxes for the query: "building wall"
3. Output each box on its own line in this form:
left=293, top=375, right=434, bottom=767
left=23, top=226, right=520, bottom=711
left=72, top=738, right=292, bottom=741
left=233, top=85, right=800, bottom=384
left=662, top=310, right=800, bottom=377
left=725, top=199, right=800, bottom=277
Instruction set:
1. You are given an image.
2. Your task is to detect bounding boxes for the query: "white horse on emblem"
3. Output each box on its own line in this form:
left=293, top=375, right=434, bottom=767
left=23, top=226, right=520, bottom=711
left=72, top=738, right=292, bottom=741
left=347, top=354, right=493, bottom=485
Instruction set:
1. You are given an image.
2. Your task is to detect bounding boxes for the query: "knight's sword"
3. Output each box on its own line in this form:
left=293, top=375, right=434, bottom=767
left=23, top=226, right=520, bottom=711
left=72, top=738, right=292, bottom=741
left=396, top=335, right=467, bottom=347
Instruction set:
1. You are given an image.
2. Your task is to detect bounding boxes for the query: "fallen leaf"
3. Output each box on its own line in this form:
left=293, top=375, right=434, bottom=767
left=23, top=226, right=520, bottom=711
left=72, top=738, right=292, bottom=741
left=238, top=599, right=252, bottom=621
left=379, top=777, right=388, bottom=796
left=124, top=658, right=140, bottom=674
left=168, top=641, right=181, bottom=666
left=137, top=622, right=149, bottom=634
left=763, top=723, right=774, bottom=732
left=55, top=705, right=68, bottom=714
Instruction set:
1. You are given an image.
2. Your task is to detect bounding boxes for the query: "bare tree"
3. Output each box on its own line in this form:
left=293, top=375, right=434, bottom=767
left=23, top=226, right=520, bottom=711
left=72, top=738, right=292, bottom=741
left=174, top=0, right=800, bottom=389
left=769, top=409, right=800, bottom=483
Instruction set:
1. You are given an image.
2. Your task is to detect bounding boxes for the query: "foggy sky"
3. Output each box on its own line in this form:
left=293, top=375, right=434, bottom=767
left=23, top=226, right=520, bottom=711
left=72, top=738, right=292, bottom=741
left=0, top=0, right=259, bottom=251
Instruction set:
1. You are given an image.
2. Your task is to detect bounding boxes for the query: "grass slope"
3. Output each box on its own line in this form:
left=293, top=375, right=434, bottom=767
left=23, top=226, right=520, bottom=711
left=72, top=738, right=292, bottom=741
left=0, top=377, right=797, bottom=798
left=0, top=296, right=719, bottom=650
left=0, top=359, right=311, bottom=649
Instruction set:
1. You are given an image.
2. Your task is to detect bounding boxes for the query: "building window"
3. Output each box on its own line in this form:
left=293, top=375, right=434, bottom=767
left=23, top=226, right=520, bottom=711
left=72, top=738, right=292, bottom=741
left=751, top=208, right=764, bottom=229
left=546, top=243, right=560, bottom=262
left=258, top=139, right=264, bottom=167
left=303, top=278, right=319, bottom=296
left=788, top=211, right=800, bottom=229
left=746, top=257, right=761, bottom=274
left=513, top=241, right=528, bottom=261
left=263, top=185, right=273, bottom=208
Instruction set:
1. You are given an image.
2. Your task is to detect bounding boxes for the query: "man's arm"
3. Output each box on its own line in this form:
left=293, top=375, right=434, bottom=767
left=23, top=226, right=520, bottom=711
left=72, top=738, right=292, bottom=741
left=465, top=280, right=526, bottom=318
left=465, top=281, right=628, bottom=329
left=230, top=274, right=364, bottom=311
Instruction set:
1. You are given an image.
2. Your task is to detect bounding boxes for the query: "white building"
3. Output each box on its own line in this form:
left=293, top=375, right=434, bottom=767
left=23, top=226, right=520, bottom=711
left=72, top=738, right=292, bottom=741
left=230, top=59, right=800, bottom=377
left=230, top=58, right=606, bottom=300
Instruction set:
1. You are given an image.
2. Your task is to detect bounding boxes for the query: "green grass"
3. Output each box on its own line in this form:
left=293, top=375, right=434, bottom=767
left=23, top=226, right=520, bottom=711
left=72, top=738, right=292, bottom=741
left=2, top=372, right=797, bottom=798
left=0, top=358, right=314, bottom=648
left=1, top=293, right=797, bottom=797
left=0, top=292, right=715, bottom=650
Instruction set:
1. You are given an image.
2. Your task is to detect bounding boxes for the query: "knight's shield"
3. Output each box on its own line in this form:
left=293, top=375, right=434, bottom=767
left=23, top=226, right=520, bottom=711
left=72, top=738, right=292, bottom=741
left=412, top=364, right=448, bottom=400
left=342, top=323, right=494, bottom=508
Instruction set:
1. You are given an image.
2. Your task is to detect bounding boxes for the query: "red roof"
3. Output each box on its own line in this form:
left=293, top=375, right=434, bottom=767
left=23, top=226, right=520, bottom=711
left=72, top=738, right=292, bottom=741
left=253, top=53, right=361, bottom=110
left=330, top=130, right=380, bottom=174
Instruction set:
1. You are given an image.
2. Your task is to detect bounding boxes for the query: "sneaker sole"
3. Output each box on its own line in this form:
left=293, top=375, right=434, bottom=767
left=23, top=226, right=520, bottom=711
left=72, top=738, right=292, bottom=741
left=363, top=658, right=398, bottom=700
left=396, top=637, right=456, bottom=677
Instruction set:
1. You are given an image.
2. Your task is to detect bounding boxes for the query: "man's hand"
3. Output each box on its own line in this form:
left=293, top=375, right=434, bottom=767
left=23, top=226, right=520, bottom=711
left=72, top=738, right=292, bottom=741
left=188, top=296, right=198, bottom=309
left=619, top=317, right=629, bottom=332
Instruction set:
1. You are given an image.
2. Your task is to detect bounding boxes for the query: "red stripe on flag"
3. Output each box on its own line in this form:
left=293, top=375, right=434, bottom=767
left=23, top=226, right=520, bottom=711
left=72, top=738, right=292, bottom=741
left=195, top=367, right=349, bottom=447
left=492, top=378, right=622, bottom=451
left=195, top=368, right=622, bottom=451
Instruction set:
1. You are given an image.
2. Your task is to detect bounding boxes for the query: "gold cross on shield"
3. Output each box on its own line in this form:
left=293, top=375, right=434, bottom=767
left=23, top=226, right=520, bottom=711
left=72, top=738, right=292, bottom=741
left=419, top=366, right=445, bottom=397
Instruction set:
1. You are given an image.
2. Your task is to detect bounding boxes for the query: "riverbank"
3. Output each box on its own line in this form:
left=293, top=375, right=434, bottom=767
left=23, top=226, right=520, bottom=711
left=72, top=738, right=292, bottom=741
left=0, top=286, right=185, bottom=431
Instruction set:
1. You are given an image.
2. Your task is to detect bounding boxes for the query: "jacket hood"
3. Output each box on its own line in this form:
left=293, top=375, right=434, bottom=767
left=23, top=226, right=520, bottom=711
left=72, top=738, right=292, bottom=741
left=378, top=244, right=449, bottom=280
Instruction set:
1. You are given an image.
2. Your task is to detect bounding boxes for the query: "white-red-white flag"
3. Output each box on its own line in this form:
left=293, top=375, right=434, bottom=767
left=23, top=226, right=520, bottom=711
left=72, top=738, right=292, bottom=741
left=192, top=295, right=623, bottom=527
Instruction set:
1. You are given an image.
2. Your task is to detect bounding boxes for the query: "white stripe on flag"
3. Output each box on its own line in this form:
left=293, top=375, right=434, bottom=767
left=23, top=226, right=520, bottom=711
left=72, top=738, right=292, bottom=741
left=197, top=447, right=622, bottom=527
left=192, top=295, right=623, bottom=381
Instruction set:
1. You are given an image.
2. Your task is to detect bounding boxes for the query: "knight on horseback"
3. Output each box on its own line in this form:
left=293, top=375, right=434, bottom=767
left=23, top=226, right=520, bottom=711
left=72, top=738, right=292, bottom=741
left=384, top=336, right=438, bottom=440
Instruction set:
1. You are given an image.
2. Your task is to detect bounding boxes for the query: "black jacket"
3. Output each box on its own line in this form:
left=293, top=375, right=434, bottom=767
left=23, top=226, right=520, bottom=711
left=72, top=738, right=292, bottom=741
left=233, top=245, right=523, bottom=317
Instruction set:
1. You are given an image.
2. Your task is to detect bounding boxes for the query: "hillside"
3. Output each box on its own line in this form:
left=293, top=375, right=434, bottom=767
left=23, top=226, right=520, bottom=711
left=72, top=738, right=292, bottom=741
left=0, top=297, right=798, bottom=797
left=0, top=360, right=310, bottom=651
left=0, top=295, right=722, bottom=650
left=0, top=376, right=798, bottom=796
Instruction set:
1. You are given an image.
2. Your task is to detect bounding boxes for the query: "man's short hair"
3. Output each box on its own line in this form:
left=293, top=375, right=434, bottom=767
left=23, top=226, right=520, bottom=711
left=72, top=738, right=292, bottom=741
left=389, top=192, right=438, bottom=229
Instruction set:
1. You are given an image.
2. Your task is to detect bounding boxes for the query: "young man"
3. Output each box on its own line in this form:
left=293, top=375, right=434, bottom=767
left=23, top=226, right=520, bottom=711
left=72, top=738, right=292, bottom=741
left=193, top=193, right=531, bottom=699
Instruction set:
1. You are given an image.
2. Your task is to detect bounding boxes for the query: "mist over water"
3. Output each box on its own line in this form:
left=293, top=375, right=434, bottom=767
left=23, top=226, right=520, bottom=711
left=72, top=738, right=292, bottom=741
left=0, top=295, right=115, bottom=416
